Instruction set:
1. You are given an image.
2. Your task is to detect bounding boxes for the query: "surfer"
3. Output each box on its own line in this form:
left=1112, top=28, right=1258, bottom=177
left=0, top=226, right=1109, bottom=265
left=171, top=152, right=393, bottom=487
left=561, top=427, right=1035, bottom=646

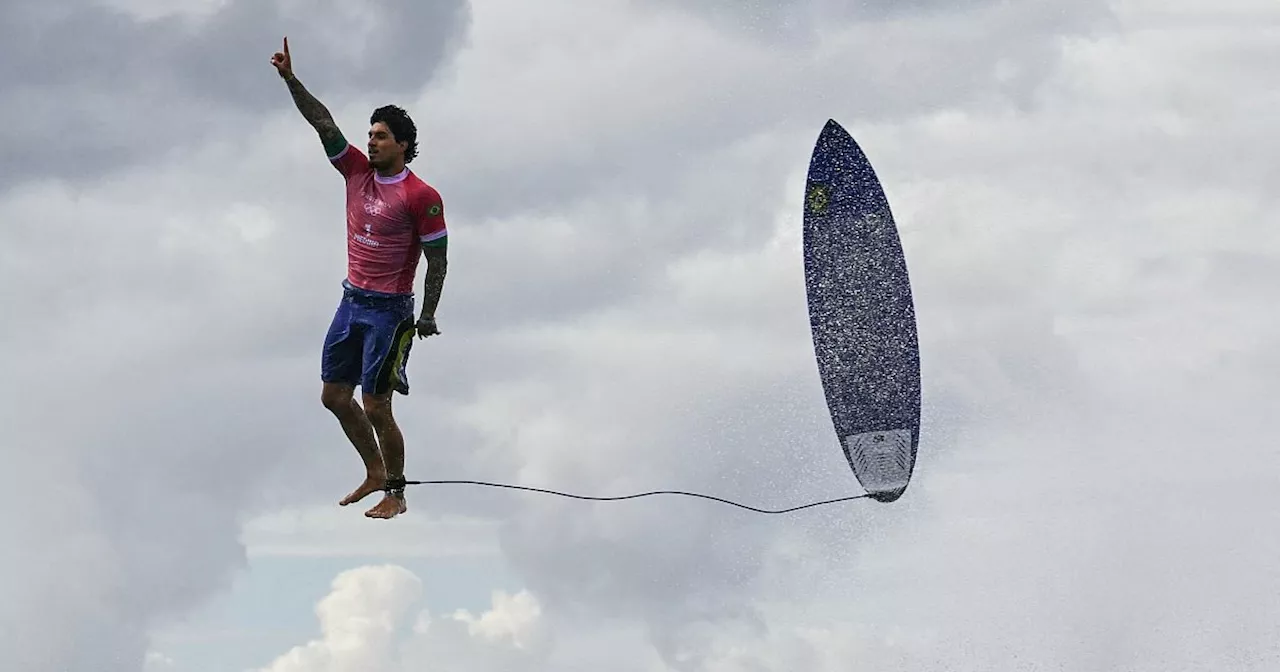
left=271, top=37, right=450, bottom=519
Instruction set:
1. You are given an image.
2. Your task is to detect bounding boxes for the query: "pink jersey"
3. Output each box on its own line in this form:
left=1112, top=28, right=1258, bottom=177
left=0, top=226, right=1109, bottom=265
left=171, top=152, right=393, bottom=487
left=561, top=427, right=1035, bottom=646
left=329, top=143, right=448, bottom=295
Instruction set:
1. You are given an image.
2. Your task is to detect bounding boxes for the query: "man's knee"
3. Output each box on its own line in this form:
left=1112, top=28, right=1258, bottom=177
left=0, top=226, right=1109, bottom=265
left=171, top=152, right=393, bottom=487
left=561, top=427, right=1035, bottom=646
left=361, top=392, right=394, bottom=428
left=321, top=383, right=355, bottom=414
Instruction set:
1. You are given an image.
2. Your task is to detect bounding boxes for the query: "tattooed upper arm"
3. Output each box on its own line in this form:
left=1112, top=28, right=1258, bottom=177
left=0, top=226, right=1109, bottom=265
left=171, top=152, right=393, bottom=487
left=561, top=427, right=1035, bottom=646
left=317, top=120, right=347, bottom=157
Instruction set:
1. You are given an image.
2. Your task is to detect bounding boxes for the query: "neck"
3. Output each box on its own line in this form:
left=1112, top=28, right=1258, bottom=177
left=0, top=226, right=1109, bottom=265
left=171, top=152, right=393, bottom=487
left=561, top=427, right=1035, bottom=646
left=376, top=162, right=406, bottom=178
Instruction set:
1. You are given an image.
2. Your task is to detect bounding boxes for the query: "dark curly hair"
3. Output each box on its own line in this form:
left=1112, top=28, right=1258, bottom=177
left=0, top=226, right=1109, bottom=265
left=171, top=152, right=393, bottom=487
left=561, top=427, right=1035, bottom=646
left=370, top=104, right=419, bottom=163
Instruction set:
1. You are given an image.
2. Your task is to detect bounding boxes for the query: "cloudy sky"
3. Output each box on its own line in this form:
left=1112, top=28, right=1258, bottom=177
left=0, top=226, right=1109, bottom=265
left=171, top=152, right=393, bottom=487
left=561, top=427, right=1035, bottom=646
left=3, top=0, right=1279, bottom=670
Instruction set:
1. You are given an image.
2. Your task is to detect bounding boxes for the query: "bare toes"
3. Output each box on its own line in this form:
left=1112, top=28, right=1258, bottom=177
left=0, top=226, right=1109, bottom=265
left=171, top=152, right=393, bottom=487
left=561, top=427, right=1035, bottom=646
left=340, top=477, right=386, bottom=506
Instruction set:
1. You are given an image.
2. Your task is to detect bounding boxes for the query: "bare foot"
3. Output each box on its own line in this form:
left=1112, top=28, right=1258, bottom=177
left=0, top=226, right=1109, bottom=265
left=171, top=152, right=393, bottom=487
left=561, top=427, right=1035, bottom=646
left=340, top=475, right=386, bottom=506
left=365, top=492, right=407, bottom=519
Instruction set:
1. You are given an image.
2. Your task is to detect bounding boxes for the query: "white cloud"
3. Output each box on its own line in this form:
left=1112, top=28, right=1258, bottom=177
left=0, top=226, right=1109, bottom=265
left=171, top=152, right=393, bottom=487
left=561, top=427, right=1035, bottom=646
left=256, top=566, right=423, bottom=672
left=403, top=589, right=553, bottom=670
left=142, top=651, right=177, bottom=671
left=255, top=566, right=552, bottom=672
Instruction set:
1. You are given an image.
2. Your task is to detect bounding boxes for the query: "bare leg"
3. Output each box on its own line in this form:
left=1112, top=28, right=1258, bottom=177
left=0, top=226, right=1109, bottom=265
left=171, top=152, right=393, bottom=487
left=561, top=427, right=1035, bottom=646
left=362, top=391, right=407, bottom=519
left=321, top=382, right=387, bottom=505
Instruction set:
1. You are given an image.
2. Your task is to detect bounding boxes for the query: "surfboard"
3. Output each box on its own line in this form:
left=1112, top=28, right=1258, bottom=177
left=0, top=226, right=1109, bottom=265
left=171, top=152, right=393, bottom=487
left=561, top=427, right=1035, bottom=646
left=802, top=119, right=921, bottom=503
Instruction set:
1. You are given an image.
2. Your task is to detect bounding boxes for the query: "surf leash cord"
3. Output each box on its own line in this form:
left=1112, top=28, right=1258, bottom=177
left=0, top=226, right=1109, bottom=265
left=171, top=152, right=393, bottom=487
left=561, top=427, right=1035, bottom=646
left=383, top=477, right=870, bottom=515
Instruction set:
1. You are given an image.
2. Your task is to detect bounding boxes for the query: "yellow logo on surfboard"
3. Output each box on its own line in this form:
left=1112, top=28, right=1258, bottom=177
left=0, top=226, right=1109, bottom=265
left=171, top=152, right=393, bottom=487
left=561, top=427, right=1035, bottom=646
left=806, top=183, right=830, bottom=215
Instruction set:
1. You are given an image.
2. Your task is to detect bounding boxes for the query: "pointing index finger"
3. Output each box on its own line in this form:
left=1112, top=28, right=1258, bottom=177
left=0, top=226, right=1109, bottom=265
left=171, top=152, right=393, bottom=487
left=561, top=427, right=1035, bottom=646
left=283, top=36, right=289, bottom=56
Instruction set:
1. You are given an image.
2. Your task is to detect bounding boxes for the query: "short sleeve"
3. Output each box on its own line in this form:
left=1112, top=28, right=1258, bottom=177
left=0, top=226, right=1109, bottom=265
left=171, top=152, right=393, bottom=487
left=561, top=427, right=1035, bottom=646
left=328, top=142, right=369, bottom=180
left=414, top=185, right=448, bottom=249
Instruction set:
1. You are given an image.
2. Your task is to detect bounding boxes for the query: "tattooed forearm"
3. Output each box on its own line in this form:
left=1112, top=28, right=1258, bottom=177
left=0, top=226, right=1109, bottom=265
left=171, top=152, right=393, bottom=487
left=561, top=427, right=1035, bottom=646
left=420, top=254, right=448, bottom=318
left=283, top=74, right=343, bottom=148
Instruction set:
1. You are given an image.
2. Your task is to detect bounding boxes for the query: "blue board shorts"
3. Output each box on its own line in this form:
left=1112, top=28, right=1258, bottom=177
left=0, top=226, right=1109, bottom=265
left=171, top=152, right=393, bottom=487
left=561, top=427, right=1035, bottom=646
left=321, top=279, right=416, bottom=396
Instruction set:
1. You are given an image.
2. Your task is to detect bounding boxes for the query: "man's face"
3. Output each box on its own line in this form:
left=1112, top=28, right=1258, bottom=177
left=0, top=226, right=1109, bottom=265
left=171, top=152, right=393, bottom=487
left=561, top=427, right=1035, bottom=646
left=367, top=122, right=403, bottom=169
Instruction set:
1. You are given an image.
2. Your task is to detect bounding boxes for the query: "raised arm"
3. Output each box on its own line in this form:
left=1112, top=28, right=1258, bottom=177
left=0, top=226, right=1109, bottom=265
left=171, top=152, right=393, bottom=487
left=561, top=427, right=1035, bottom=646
left=270, top=37, right=347, bottom=156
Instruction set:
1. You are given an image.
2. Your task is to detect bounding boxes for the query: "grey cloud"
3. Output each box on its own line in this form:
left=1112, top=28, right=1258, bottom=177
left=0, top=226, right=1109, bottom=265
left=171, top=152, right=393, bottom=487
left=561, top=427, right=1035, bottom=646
left=0, top=0, right=470, bottom=186
left=431, top=0, right=1117, bottom=230
left=0, top=315, right=309, bottom=670
left=632, top=0, right=1115, bottom=47
left=440, top=148, right=800, bottom=337
left=0, top=167, right=362, bottom=670
left=475, top=333, right=888, bottom=667
left=7, top=0, right=1280, bottom=668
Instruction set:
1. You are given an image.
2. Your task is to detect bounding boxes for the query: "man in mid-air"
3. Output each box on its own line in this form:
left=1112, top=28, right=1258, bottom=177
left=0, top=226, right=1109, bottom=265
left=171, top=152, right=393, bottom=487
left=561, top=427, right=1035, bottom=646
left=271, top=37, right=449, bottom=520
